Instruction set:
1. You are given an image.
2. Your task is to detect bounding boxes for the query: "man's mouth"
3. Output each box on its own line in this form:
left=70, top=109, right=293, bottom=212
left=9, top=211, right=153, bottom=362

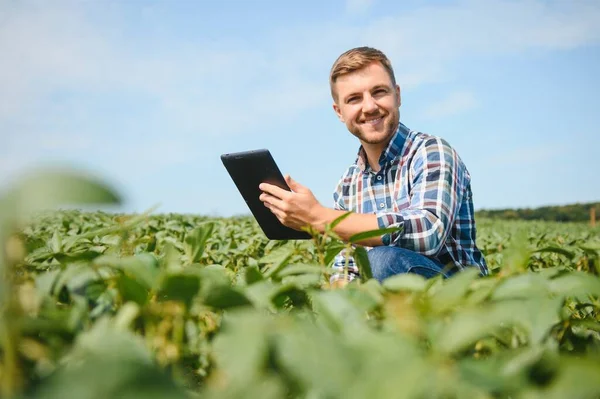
left=361, top=116, right=384, bottom=125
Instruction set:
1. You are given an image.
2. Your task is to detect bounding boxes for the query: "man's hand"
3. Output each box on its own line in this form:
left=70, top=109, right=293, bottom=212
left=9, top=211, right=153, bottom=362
left=259, top=175, right=325, bottom=231
left=260, top=176, right=383, bottom=246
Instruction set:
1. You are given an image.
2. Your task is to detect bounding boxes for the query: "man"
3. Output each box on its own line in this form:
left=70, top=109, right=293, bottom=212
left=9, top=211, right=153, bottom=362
left=259, top=46, right=488, bottom=286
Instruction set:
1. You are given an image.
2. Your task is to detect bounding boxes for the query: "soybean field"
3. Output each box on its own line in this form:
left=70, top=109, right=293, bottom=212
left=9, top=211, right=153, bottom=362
left=0, top=171, right=599, bottom=398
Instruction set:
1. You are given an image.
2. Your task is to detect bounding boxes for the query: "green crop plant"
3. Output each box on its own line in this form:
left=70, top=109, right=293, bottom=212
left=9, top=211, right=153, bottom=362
left=0, top=169, right=599, bottom=398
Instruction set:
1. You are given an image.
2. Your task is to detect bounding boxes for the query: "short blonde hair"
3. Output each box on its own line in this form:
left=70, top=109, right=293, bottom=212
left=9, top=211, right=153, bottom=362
left=329, top=47, right=397, bottom=102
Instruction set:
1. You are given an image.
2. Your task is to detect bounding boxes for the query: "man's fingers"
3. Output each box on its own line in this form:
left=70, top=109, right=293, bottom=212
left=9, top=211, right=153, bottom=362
left=263, top=201, right=293, bottom=225
left=260, top=193, right=287, bottom=211
left=285, top=175, right=305, bottom=193
left=264, top=203, right=306, bottom=231
left=265, top=203, right=287, bottom=223
left=284, top=174, right=295, bottom=188
left=259, top=182, right=290, bottom=199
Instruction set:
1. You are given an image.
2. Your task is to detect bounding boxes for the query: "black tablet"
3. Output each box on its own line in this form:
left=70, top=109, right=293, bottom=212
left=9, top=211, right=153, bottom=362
left=221, top=149, right=311, bottom=240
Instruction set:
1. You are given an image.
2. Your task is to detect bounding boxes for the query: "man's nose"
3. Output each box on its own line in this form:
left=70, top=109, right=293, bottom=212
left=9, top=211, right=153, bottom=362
left=362, top=94, right=377, bottom=113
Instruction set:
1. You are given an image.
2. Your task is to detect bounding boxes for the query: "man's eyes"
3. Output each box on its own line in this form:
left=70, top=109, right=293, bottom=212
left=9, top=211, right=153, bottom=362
left=346, top=89, right=388, bottom=103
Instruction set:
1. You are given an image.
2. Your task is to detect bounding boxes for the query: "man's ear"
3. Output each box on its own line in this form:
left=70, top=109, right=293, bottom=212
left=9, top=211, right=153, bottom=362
left=395, top=84, right=401, bottom=107
left=332, top=103, right=344, bottom=122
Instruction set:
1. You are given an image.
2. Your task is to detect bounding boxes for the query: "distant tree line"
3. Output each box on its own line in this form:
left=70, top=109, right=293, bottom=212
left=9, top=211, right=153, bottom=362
left=476, top=202, right=600, bottom=223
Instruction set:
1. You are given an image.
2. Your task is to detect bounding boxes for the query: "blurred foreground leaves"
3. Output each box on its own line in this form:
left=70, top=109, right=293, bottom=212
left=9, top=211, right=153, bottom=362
left=0, top=171, right=599, bottom=398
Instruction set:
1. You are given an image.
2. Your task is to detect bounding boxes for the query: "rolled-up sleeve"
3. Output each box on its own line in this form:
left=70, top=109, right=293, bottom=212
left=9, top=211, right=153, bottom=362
left=376, top=138, right=466, bottom=256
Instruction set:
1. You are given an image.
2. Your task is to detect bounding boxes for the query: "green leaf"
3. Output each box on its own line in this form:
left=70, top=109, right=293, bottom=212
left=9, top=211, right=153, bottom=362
left=502, top=231, right=532, bottom=274
left=260, top=245, right=294, bottom=279
left=95, top=254, right=160, bottom=290
left=548, top=272, right=600, bottom=298
left=491, top=273, right=550, bottom=300
left=533, top=246, right=576, bottom=260
left=199, top=265, right=232, bottom=288
left=184, top=222, right=215, bottom=263
left=158, top=274, right=201, bottom=308
left=50, top=231, right=62, bottom=253
left=244, top=265, right=264, bottom=285
left=281, top=274, right=321, bottom=289
left=117, top=275, right=149, bottom=306
left=539, top=357, right=600, bottom=398
left=310, top=290, right=369, bottom=334
left=35, top=269, right=61, bottom=297
left=274, top=318, right=356, bottom=398
left=203, top=285, right=251, bottom=309
left=339, top=334, right=427, bottom=398
left=54, top=250, right=104, bottom=264
left=428, top=268, right=480, bottom=313
left=383, top=273, right=427, bottom=292
left=349, top=226, right=403, bottom=244
left=457, top=347, right=546, bottom=394
left=324, top=242, right=346, bottom=266
left=244, top=280, right=280, bottom=309
left=113, top=303, right=141, bottom=331
left=211, top=310, right=271, bottom=386
left=464, top=278, right=498, bottom=306
left=276, top=263, right=327, bottom=277
left=0, top=169, right=121, bottom=220
left=433, top=297, right=561, bottom=354
left=260, top=244, right=293, bottom=264
left=329, top=211, right=352, bottom=230
left=433, top=302, right=516, bottom=355
left=347, top=281, right=384, bottom=311
left=52, top=264, right=97, bottom=297
left=353, top=246, right=373, bottom=282
left=272, top=285, right=311, bottom=309
left=35, top=319, right=188, bottom=399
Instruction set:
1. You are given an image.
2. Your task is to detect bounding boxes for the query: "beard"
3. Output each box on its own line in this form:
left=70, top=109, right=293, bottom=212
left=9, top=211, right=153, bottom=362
left=348, top=108, right=400, bottom=145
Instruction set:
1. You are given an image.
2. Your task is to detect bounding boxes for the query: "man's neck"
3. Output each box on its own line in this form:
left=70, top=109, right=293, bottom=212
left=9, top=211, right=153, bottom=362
left=363, top=143, right=387, bottom=173
left=360, top=122, right=400, bottom=173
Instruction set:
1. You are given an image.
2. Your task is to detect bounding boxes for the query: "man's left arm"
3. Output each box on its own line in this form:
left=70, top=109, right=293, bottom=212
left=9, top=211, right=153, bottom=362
left=259, top=176, right=382, bottom=247
left=376, top=137, right=467, bottom=255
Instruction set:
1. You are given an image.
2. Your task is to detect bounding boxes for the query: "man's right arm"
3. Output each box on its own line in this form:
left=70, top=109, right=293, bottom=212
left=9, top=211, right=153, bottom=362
left=313, top=208, right=381, bottom=246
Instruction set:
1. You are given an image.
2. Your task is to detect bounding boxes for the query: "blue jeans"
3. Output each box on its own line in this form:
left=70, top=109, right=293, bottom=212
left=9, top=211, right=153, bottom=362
left=367, top=246, right=449, bottom=282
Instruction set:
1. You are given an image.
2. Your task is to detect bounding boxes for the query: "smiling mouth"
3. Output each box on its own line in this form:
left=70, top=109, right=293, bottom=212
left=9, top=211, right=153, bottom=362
left=361, top=116, right=384, bottom=125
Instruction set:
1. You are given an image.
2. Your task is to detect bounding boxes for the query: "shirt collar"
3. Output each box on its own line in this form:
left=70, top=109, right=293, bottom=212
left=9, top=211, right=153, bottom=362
left=356, top=122, right=410, bottom=172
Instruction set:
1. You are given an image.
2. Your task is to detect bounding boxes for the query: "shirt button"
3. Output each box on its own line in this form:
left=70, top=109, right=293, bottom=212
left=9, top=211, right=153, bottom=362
left=376, top=175, right=382, bottom=181
left=379, top=203, right=385, bottom=209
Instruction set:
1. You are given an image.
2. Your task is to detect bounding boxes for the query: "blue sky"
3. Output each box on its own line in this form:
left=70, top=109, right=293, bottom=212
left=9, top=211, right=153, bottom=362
left=1, top=0, right=599, bottom=216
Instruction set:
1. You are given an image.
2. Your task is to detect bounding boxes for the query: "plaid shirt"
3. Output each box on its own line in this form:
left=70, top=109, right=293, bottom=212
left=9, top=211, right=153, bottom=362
left=331, top=123, right=488, bottom=283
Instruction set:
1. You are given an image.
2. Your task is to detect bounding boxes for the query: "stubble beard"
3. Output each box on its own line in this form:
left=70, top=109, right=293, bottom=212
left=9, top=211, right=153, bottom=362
left=349, top=109, right=400, bottom=146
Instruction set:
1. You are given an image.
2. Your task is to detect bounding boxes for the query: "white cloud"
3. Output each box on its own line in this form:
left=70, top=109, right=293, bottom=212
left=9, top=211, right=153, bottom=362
left=369, top=0, right=600, bottom=57
left=2, top=0, right=599, bottom=129
left=487, top=144, right=563, bottom=166
left=421, top=91, right=478, bottom=119
left=0, top=3, right=328, bottom=142
left=1, top=0, right=599, bottom=185
left=356, top=1, right=600, bottom=91
left=346, top=0, right=375, bottom=15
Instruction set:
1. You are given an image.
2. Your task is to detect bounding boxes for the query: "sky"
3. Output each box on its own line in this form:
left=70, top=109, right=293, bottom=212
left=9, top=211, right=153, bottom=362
left=1, top=0, right=599, bottom=216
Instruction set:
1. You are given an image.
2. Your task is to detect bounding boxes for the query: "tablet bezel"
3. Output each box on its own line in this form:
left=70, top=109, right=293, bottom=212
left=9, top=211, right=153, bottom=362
left=221, top=149, right=311, bottom=240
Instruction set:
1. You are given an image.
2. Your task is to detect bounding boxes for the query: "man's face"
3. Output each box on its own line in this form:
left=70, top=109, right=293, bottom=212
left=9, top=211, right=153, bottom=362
left=332, top=62, right=401, bottom=150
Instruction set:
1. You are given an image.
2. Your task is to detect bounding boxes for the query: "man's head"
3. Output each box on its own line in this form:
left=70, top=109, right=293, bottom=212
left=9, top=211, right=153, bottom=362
left=330, top=47, right=401, bottom=152
left=329, top=47, right=396, bottom=101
